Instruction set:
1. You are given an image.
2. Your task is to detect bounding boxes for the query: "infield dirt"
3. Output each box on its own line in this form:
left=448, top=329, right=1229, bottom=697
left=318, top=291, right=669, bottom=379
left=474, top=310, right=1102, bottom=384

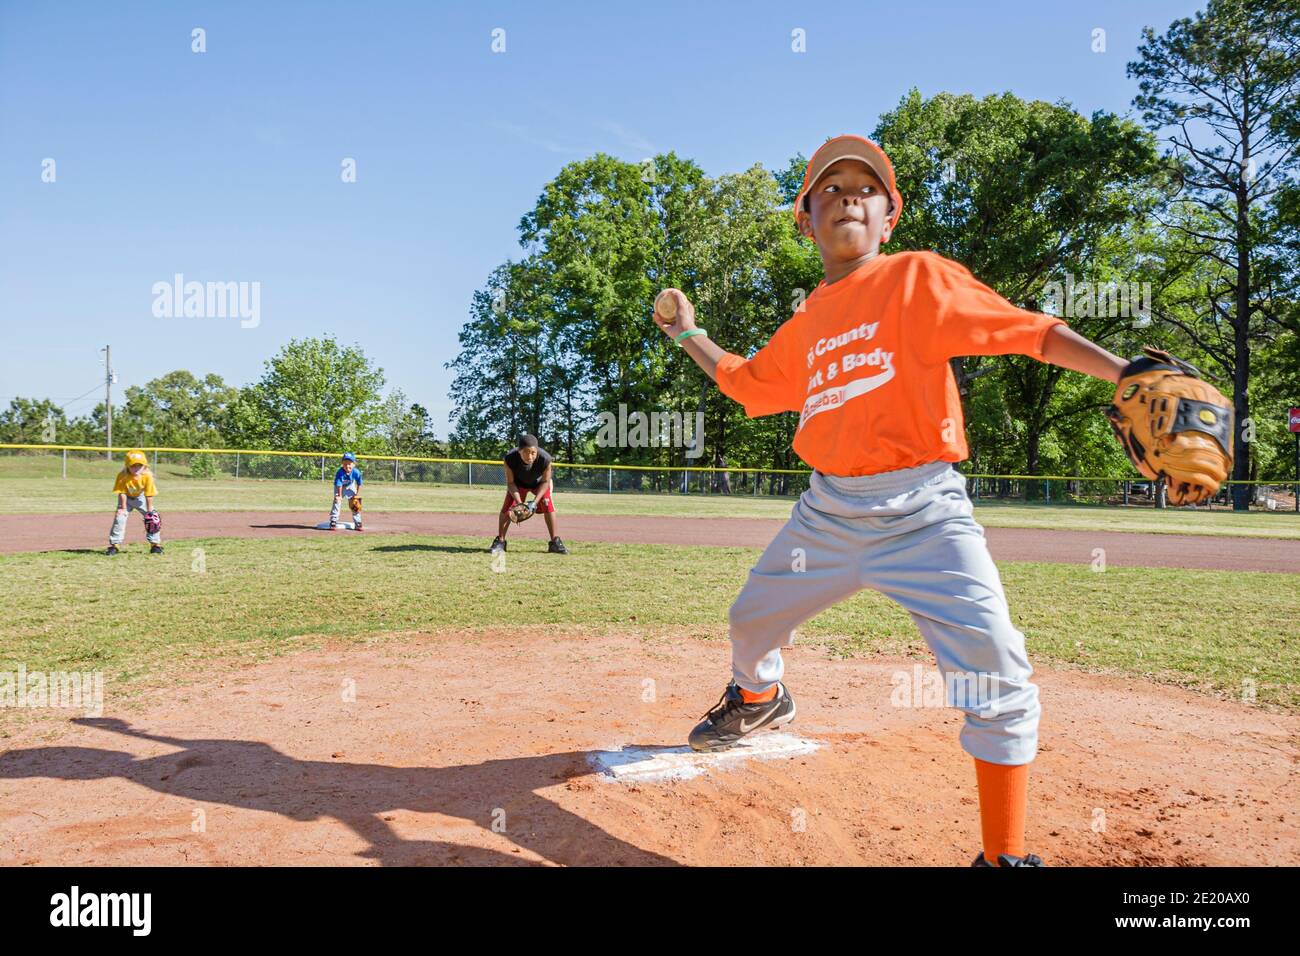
left=6, top=509, right=1299, bottom=572
left=1, top=629, right=1294, bottom=866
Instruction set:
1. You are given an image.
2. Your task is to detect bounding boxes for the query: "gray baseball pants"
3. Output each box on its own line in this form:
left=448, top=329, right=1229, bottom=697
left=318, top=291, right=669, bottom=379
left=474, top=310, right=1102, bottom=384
left=109, top=495, right=160, bottom=546
left=728, top=461, right=1040, bottom=766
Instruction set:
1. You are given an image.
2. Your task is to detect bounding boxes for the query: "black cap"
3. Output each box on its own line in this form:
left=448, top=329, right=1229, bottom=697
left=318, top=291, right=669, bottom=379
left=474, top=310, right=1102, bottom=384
left=520, top=434, right=539, bottom=448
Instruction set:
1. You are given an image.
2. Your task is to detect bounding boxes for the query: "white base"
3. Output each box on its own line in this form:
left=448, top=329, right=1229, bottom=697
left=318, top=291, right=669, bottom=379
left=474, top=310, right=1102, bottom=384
left=315, top=521, right=362, bottom=530
left=591, top=732, right=819, bottom=784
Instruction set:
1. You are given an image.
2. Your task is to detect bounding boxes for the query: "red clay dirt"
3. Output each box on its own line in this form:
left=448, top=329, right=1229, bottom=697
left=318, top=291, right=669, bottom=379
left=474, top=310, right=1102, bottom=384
left=5, top=510, right=1299, bottom=572
left=0, top=630, right=1295, bottom=866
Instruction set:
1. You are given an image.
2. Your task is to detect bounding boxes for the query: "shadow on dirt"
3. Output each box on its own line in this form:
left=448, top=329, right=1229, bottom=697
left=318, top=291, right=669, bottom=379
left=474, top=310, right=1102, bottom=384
left=368, top=544, right=485, bottom=554
left=0, top=717, right=677, bottom=866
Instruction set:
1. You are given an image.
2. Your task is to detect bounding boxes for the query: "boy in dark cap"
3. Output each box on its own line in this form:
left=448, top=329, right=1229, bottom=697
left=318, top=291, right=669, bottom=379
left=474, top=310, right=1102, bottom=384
left=490, top=434, right=567, bottom=554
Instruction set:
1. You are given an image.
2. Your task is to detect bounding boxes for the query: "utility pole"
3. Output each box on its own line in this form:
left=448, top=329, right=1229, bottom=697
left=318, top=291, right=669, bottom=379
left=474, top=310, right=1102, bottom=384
left=101, top=345, right=114, bottom=459
left=1291, top=407, right=1300, bottom=513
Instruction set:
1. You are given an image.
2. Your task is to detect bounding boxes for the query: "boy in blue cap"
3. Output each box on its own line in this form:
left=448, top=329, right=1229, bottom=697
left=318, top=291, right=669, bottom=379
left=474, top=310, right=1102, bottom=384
left=329, top=453, right=364, bottom=531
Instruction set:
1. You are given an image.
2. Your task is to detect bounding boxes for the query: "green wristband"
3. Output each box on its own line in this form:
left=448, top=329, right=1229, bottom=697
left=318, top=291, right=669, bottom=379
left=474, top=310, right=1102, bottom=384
left=674, top=328, right=708, bottom=346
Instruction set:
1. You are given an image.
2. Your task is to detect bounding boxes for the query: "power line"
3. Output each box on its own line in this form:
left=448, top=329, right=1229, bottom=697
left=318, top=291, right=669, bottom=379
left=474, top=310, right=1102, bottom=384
left=59, top=398, right=105, bottom=416
left=62, top=382, right=108, bottom=405
left=0, top=381, right=105, bottom=405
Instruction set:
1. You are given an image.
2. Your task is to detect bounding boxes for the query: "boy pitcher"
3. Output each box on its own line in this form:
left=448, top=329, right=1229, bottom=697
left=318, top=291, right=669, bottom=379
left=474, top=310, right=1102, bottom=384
left=652, top=135, right=1229, bottom=867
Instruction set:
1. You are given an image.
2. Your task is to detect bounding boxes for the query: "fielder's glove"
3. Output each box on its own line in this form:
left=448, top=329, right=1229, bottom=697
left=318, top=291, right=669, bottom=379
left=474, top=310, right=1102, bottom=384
left=508, top=501, right=534, bottom=524
left=1106, top=347, right=1233, bottom=505
left=348, top=495, right=363, bottom=514
left=143, top=510, right=161, bottom=535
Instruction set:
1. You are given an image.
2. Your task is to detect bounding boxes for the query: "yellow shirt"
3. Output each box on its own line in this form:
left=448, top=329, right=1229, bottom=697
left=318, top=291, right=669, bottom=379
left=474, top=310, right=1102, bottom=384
left=113, top=467, right=158, bottom=499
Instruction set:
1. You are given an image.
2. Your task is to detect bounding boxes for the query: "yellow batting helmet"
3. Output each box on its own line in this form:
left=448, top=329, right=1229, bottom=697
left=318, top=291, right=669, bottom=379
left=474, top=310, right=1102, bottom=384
left=125, top=449, right=148, bottom=468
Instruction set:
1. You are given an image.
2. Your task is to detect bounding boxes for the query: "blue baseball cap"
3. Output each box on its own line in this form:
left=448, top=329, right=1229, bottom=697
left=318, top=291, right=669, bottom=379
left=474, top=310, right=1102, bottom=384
left=341, top=453, right=356, bottom=462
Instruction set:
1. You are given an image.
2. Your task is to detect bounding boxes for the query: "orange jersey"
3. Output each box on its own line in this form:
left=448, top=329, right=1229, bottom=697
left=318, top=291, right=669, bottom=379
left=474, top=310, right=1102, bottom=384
left=715, top=251, right=1065, bottom=476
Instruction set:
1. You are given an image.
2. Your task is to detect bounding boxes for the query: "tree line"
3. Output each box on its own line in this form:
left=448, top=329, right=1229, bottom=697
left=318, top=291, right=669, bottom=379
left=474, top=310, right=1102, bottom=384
left=1, top=337, right=444, bottom=461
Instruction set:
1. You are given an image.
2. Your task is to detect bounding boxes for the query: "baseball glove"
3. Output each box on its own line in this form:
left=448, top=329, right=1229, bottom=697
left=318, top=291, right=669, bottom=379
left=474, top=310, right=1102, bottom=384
left=508, top=501, right=534, bottom=524
left=143, top=510, right=161, bottom=535
left=1105, top=347, right=1233, bottom=505
left=348, top=495, right=362, bottom=514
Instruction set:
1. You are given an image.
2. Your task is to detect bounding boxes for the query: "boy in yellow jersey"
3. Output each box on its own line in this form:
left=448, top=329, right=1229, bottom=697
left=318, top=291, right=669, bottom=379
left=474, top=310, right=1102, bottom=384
left=107, top=449, right=163, bottom=555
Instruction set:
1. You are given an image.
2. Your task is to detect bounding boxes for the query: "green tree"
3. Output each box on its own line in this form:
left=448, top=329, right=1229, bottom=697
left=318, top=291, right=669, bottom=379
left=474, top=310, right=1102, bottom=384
left=1129, top=0, right=1300, bottom=507
left=1262, top=181, right=1300, bottom=483
left=744, top=216, right=822, bottom=483
left=518, top=153, right=665, bottom=454
left=681, top=166, right=792, bottom=472
left=773, top=154, right=809, bottom=206
left=876, top=89, right=1163, bottom=480
left=226, top=337, right=385, bottom=452
left=0, top=398, right=68, bottom=444
left=113, top=371, right=237, bottom=448
left=381, top=390, right=442, bottom=458
left=447, top=261, right=551, bottom=458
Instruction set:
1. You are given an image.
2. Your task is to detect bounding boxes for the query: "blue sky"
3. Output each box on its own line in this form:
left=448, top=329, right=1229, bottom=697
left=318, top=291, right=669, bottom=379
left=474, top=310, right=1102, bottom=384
left=0, top=0, right=1202, bottom=435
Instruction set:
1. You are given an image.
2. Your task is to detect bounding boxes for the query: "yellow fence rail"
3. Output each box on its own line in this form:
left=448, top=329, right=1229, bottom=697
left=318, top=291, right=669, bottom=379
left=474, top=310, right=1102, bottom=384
left=4, top=442, right=1298, bottom=510
left=0, top=443, right=807, bottom=475
left=0, top=442, right=1291, bottom=485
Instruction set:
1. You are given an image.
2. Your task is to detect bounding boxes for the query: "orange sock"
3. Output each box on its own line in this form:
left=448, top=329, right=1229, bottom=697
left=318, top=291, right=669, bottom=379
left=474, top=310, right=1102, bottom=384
left=739, top=685, right=778, bottom=704
left=974, top=758, right=1030, bottom=865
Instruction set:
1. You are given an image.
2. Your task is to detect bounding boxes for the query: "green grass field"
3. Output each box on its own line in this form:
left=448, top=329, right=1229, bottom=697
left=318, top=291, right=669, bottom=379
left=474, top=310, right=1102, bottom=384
left=6, top=453, right=1300, bottom=538
left=3, top=534, right=1297, bottom=717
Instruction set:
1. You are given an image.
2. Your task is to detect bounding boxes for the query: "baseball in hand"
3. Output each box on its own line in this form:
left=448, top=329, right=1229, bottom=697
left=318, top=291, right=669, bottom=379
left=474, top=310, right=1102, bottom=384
left=655, top=289, right=678, bottom=321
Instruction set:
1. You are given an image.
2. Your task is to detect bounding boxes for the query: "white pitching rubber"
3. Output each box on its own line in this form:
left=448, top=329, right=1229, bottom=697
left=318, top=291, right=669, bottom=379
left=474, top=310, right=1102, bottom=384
left=591, top=733, right=819, bottom=784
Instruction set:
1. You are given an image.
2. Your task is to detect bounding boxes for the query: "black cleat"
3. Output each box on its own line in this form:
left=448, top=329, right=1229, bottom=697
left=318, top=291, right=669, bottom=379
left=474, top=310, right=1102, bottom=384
left=489, top=537, right=506, bottom=554
left=547, top=537, right=568, bottom=554
left=105, top=545, right=119, bottom=556
left=688, top=680, right=795, bottom=752
left=150, top=544, right=164, bottom=555
left=971, top=852, right=1045, bottom=868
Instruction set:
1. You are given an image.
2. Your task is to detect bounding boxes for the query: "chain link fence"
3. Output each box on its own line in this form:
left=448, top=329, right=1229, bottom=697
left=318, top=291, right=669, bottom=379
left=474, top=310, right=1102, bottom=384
left=966, top=474, right=1299, bottom=512
left=2, top=444, right=1296, bottom=511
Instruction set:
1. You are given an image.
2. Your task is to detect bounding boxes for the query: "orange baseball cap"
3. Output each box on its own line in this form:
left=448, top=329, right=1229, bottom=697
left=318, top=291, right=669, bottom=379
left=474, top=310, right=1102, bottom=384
left=795, top=134, right=904, bottom=236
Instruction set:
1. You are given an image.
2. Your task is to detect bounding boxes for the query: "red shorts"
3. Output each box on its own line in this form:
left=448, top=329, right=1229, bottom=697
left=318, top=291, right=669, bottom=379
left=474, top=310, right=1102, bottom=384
left=501, top=486, right=555, bottom=516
